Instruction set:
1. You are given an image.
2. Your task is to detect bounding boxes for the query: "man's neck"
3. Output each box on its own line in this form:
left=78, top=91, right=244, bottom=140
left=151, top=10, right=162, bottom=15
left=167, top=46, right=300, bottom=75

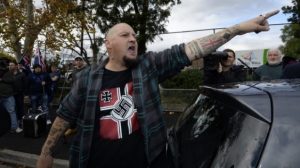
left=105, top=61, right=128, bottom=72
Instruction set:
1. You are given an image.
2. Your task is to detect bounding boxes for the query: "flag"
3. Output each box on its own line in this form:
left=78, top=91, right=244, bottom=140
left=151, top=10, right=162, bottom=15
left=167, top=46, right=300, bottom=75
left=19, top=54, right=31, bottom=68
left=19, top=54, right=32, bottom=75
left=33, top=47, right=46, bottom=72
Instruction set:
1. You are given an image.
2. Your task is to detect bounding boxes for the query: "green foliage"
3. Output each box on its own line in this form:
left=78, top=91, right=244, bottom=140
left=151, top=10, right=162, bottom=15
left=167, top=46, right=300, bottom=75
left=0, top=50, right=15, bottom=61
left=282, top=0, right=300, bottom=23
left=281, top=0, right=300, bottom=59
left=93, top=0, right=181, bottom=54
left=161, top=69, right=203, bottom=89
left=0, top=0, right=91, bottom=62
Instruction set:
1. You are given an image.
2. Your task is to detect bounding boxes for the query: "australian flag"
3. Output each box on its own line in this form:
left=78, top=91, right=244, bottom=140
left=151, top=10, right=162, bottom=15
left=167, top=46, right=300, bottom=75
left=33, top=47, right=46, bottom=72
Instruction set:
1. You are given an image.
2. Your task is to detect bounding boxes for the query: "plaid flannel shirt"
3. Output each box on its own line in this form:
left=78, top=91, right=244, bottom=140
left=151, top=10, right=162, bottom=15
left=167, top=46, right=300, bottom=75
left=57, top=44, right=191, bottom=167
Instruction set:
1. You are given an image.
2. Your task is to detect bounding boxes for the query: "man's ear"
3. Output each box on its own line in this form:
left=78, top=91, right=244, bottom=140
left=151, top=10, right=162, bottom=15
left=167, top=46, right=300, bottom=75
left=105, top=39, right=111, bottom=49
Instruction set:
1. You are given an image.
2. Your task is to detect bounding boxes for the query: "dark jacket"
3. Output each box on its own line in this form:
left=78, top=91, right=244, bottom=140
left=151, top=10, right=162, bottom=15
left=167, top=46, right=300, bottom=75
left=49, top=70, right=61, bottom=90
left=12, top=71, right=27, bottom=94
left=0, top=71, right=15, bottom=97
left=27, top=72, right=51, bottom=95
left=204, top=65, right=246, bottom=85
left=281, top=62, right=300, bottom=79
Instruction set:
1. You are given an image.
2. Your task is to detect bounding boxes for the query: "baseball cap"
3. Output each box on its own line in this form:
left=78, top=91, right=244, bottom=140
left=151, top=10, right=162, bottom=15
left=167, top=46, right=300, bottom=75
left=74, top=56, right=83, bottom=61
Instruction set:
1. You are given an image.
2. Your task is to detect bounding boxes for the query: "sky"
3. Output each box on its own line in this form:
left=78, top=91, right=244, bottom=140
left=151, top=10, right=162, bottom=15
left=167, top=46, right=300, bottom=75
left=34, top=0, right=292, bottom=54
left=146, top=0, right=292, bottom=52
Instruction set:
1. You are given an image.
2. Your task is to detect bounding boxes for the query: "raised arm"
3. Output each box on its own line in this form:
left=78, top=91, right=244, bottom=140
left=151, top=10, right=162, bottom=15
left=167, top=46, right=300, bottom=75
left=36, top=116, right=70, bottom=168
left=185, top=10, right=279, bottom=61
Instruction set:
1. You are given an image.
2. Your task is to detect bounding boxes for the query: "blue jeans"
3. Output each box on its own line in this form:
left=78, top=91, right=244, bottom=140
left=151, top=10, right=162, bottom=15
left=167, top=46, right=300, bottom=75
left=0, top=96, right=18, bottom=129
left=30, top=94, right=49, bottom=119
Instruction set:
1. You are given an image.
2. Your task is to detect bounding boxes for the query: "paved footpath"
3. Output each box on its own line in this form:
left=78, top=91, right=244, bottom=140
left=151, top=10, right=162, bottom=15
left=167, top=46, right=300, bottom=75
left=0, top=104, right=70, bottom=168
left=0, top=149, right=68, bottom=168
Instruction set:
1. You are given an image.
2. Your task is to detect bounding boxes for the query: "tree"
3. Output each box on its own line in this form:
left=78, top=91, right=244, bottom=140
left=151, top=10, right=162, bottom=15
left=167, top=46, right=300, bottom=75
left=93, top=0, right=181, bottom=54
left=0, top=50, right=15, bottom=62
left=46, top=0, right=101, bottom=65
left=0, top=0, right=92, bottom=62
left=281, top=0, right=300, bottom=59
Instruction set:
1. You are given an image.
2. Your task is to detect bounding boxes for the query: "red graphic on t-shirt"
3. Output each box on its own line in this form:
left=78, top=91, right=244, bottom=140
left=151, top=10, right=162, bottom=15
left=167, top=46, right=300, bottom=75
left=98, top=82, right=139, bottom=140
left=99, top=87, right=121, bottom=111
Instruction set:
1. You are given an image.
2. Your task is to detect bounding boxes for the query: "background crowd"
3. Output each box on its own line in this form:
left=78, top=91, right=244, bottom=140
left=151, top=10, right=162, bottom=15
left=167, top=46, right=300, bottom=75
left=0, top=56, right=87, bottom=134
left=0, top=47, right=299, bottom=135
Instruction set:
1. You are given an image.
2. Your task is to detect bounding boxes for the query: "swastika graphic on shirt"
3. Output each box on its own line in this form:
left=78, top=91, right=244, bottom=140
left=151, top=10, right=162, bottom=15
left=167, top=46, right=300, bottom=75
left=98, top=82, right=139, bottom=140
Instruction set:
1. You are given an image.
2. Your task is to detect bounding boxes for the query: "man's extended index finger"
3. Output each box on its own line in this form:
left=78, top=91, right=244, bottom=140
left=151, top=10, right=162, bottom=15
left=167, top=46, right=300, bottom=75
left=264, top=10, right=280, bottom=19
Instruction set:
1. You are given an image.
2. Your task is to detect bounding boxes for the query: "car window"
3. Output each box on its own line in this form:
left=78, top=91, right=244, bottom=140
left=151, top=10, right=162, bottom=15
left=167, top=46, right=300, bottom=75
left=176, top=94, right=270, bottom=168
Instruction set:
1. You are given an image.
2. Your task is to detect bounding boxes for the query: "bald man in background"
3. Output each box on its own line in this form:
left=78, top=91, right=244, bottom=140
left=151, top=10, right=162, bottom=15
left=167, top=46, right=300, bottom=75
left=37, top=10, right=279, bottom=168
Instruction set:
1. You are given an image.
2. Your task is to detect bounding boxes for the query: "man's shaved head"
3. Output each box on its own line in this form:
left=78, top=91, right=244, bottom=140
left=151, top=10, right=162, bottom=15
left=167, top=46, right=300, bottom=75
left=104, top=23, right=138, bottom=71
left=105, top=23, right=132, bottom=40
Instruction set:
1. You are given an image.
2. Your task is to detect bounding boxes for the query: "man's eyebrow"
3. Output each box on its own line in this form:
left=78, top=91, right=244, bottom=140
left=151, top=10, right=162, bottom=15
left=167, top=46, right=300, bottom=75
left=119, top=31, right=130, bottom=34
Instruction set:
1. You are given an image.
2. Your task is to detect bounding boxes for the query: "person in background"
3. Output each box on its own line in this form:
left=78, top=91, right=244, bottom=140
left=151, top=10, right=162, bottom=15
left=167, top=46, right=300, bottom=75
left=48, top=64, right=61, bottom=104
left=253, top=48, right=283, bottom=80
left=64, top=56, right=86, bottom=137
left=281, top=61, right=300, bottom=79
left=203, top=48, right=246, bottom=85
left=281, top=56, right=297, bottom=69
left=37, top=10, right=279, bottom=168
left=27, top=64, right=51, bottom=124
left=18, top=63, right=31, bottom=77
left=9, top=61, right=27, bottom=128
left=66, top=56, right=86, bottom=85
left=0, top=62, right=22, bottom=133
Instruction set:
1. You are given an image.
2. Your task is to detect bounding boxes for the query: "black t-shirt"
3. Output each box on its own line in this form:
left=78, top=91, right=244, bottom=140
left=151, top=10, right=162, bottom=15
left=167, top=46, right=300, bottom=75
left=88, top=68, right=147, bottom=168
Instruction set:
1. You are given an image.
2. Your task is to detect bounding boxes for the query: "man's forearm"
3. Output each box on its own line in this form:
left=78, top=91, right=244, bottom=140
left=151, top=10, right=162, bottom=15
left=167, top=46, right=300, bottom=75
left=185, top=10, right=279, bottom=61
left=40, top=117, right=70, bottom=157
left=185, top=25, right=240, bottom=60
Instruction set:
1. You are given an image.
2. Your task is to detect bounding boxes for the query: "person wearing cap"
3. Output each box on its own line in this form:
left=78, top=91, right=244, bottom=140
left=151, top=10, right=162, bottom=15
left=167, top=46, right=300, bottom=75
left=64, top=56, right=86, bottom=137
left=27, top=64, right=52, bottom=124
left=66, top=56, right=86, bottom=85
